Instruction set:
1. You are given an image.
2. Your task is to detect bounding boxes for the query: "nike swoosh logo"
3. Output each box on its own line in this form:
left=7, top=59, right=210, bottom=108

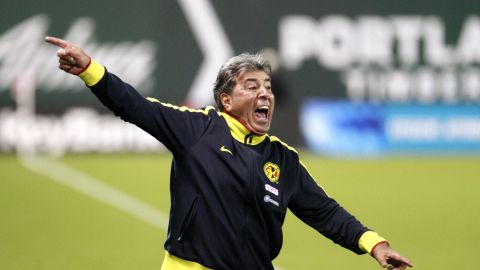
left=220, top=145, right=234, bottom=156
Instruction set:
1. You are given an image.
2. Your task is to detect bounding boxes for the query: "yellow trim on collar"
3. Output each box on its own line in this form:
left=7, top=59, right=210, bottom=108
left=358, top=231, right=387, bottom=254
left=161, top=251, right=211, bottom=270
left=221, top=112, right=267, bottom=145
left=79, top=59, right=105, bottom=86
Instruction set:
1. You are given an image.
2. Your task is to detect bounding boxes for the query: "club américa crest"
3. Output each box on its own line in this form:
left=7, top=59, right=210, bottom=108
left=263, top=162, right=280, bottom=184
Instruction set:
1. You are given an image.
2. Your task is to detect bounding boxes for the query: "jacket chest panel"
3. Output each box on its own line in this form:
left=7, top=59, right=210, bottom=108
left=232, top=142, right=288, bottom=215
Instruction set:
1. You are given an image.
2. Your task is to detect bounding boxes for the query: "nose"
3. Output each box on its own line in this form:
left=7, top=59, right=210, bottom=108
left=257, top=86, right=273, bottom=99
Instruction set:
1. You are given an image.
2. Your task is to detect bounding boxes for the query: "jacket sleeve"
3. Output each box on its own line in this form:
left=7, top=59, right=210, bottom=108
left=288, top=161, right=369, bottom=254
left=82, top=60, right=213, bottom=155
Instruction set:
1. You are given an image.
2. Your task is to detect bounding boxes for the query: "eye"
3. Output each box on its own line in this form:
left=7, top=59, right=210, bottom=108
left=264, top=83, right=272, bottom=92
left=245, top=84, right=258, bottom=90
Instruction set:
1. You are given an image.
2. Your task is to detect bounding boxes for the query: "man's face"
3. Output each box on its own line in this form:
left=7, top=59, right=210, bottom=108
left=221, top=70, right=275, bottom=135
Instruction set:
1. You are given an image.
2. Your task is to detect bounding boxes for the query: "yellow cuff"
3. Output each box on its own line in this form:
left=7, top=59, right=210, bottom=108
left=358, top=231, right=387, bottom=254
left=79, top=59, right=105, bottom=87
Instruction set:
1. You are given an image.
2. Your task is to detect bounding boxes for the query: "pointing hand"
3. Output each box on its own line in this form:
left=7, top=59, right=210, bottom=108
left=44, top=36, right=91, bottom=75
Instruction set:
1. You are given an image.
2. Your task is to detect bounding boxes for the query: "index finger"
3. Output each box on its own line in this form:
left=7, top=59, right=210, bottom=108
left=388, top=256, right=413, bottom=268
left=44, top=36, right=70, bottom=48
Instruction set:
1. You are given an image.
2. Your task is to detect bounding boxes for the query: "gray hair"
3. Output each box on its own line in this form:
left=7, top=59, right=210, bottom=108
left=213, top=53, right=271, bottom=111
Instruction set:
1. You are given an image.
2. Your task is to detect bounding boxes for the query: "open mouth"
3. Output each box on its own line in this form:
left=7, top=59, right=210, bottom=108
left=254, top=105, right=269, bottom=122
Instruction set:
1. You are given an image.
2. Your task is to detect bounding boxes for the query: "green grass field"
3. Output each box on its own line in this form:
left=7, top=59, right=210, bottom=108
left=1, top=152, right=479, bottom=269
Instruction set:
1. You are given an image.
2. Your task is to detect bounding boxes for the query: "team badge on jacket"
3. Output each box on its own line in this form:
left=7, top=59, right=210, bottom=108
left=263, top=162, right=280, bottom=184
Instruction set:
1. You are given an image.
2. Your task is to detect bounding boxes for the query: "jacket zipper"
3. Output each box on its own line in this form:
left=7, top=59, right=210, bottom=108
left=244, top=133, right=254, bottom=144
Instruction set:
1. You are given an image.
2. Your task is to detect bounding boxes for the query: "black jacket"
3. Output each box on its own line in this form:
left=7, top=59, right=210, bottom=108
left=89, top=70, right=369, bottom=270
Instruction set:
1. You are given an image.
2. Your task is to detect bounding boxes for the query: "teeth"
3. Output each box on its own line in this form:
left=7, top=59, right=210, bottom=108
left=259, top=105, right=269, bottom=110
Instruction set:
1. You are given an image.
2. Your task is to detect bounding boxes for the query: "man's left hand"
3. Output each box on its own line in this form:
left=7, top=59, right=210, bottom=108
left=372, top=242, right=413, bottom=270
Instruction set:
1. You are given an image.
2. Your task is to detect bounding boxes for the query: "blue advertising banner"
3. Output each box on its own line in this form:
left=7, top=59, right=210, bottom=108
left=301, top=100, right=480, bottom=156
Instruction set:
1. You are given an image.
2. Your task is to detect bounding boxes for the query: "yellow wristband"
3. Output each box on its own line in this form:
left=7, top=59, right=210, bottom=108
left=358, top=231, right=388, bottom=254
left=79, top=59, right=105, bottom=87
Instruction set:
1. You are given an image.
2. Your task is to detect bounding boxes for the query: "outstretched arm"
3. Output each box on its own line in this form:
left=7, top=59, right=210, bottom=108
left=44, top=36, right=214, bottom=154
left=290, top=161, right=413, bottom=269
left=44, top=36, right=91, bottom=75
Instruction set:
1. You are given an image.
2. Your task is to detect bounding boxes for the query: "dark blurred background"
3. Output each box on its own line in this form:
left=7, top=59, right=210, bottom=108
left=1, top=0, right=479, bottom=156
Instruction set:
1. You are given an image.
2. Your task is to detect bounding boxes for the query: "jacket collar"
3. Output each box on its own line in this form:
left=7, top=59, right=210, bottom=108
left=221, top=112, right=267, bottom=145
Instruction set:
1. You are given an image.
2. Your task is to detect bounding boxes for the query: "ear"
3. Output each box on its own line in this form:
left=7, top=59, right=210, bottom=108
left=220, top=92, right=232, bottom=112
